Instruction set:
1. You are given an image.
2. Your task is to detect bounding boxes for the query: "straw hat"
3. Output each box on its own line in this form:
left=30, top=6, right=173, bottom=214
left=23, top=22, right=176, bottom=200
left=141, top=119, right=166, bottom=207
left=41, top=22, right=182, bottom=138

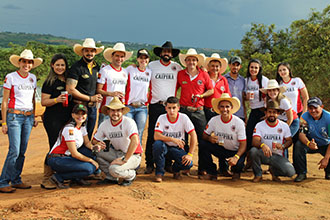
left=153, top=41, right=180, bottom=58
left=9, top=49, right=43, bottom=68
left=211, top=93, right=240, bottom=115
left=179, top=48, right=205, bottom=67
left=103, top=43, right=133, bottom=63
left=101, top=97, right=130, bottom=115
left=73, top=38, right=104, bottom=56
left=204, top=53, right=228, bottom=74
left=260, top=79, right=286, bottom=94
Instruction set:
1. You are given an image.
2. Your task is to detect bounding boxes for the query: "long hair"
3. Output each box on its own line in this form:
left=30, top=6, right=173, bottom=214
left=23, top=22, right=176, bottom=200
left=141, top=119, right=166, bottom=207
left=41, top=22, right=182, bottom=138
left=246, top=59, right=263, bottom=101
left=44, top=53, right=69, bottom=86
left=276, top=62, right=293, bottom=84
left=266, top=89, right=291, bottom=106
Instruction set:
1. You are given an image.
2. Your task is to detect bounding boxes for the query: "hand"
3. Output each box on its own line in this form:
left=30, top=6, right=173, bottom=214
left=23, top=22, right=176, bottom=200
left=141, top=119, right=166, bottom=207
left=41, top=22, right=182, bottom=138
left=110, top=157, right=126, bottom=166
left=56, top=94, right=66, bottom=103
left=33, top=120, right=38, bottom=127
left=92, top=94, right=103, bottom=103
left=2, top=124, right=8, bottom=134
left=262, top=144, right=272, bottom=157
left=308, top=139, right=318, bottom=150
left=208, top=135, right=219, bottom=144
left=172, top=138, right=185, bottom=149
left=318, top=157, right=329, bottom=169
left=111, top=91, right=124, bottom=99
left=90, top=160, right=99, bottom=170
left=97, top=141, right=106, bottom=150
left=182, top=154, right=192, bottom=166
left=226, top=156, right=238, bottom=166
left=274, top=142, right=283, bottom=150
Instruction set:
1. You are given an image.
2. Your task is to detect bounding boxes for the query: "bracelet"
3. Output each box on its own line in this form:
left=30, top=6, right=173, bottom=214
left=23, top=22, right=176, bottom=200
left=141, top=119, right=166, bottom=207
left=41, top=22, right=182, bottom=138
left=54, top=98, right=57, bottom=103
left=306, top=141, right=310, bottom=147
left=260, top=143, right=265, bottom=148
left=89, top=96, right=92, bottom=102
left=234, top=154, right=240, bottom=159
left=187, top=152, right=193, bottom=157
left=2, top=122, right=7, bottom=126
left=200, top=94, right=204, bottom=98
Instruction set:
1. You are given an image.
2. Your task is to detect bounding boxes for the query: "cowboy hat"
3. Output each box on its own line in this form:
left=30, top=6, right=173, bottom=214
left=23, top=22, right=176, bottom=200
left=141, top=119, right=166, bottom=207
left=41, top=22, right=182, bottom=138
left=101, top=97, right=130, bottom=115
left=9, top=49, right=43, bottom=68
left=204, top=53, right=228, bottom=74
left=153, top=41, right=180, bottom=58
left=73, top=38, right=104, bottom=56
left=103, top=43, right=133, bottom=63
left=179, top=48, right=205, bottom=68
left=260, top=79, right=286, bottom=94
left=266, top=99, right=283, bottom=111
left=211, top=93, right=240, bottom=115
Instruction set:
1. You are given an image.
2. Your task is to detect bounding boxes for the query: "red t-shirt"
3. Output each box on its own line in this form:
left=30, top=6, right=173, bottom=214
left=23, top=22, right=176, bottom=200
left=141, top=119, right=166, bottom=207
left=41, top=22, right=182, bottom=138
left=204, top=75, right=231, bottom=108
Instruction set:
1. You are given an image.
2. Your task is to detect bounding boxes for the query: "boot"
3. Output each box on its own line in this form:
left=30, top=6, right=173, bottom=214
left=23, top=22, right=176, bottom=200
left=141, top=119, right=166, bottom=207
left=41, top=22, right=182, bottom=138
left=40, top=164, right=57, bottom=190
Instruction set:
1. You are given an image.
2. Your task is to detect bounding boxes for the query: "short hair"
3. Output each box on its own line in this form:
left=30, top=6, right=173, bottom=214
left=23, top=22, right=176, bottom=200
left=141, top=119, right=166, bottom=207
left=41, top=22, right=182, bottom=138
left=165, top=96, right=179, bottom=105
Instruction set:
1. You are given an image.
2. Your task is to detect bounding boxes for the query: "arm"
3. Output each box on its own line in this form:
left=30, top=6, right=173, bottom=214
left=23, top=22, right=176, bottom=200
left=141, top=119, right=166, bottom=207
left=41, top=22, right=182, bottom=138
left=300, top=87, right=309, bottom=114
left=252, top=135, right=272, bottom=157
left=181, top=130, right=198, bottom=166
left=111, top=134, right=139, bottom=165
left=66, top=78, right=102, bottom=102
left=1, top=88, right=10, bottom=134
left=286, top=109, right=293, bottom=126
left=67, top=138, right=99, bottom=169
left=199, top=88, right=214, bottom=98
left=32, top=89, right=38, bottom=127
left=227, top=140, right=246, bottom=166
left=41, top=93, right=66, bottom=107
left=318, top=144, right=330, bottom=169
left=96, top=83, right=124, bottom=98
left=154, top=131, right=185, bottom=149
left=298, top=132, right=318, bottom=150
left=202, top=132, right=219, bottom=144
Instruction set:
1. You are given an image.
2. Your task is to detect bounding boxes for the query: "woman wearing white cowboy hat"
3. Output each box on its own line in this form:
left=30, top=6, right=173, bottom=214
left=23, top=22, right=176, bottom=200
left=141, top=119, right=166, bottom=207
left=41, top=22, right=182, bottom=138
left=260, top=79, right=300, bottom=157
left=0, top=49, right=42, bottom=193
left=203, top=53, right=230, bottom=121
left=177, top=48, right=214, bottom=175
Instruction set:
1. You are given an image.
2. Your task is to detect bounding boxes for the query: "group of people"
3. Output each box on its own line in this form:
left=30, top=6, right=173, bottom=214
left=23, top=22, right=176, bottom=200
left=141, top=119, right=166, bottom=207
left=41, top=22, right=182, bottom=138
left=0, top=38, right=329, bottom=193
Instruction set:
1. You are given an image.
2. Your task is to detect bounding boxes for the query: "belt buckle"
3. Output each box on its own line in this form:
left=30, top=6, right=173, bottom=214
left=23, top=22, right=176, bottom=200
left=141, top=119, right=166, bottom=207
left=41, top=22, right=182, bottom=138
left=88, top=102, right=95, bottom=107
left=186, top=106, right=197, bottom=112
left=131, top=102, right=143, bottom=108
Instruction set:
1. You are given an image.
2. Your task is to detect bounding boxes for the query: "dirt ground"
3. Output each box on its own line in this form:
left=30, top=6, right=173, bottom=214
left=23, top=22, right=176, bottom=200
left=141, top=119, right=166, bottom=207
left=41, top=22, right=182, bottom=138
left=0, top=121, right=329, bottom=220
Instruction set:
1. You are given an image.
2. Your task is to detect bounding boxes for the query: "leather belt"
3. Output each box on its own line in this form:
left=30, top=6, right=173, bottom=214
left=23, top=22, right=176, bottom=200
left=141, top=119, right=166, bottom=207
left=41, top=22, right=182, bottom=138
left=181, top=105, right=203, bottom=112
left=8, top=108, right=33, bottom=116
left=130, top=102, right=144, bottom=108
left=47, top=153, right=67, bottom=158
left=73, top=99, right=96, bottom=107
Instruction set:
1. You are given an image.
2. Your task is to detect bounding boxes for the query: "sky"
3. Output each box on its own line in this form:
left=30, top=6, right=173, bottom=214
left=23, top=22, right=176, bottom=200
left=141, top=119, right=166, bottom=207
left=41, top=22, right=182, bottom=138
left=0, top=0, right=329, bottom=50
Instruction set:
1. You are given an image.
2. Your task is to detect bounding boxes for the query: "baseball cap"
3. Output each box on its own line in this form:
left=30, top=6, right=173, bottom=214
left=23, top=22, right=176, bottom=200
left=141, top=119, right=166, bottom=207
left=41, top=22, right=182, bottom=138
left=137, top=49, right=149, bottom=58
left=229, top=56, right=242, bottom=64
left=72, top=104, right=88, bottom=114
left=307, top=97, right=322, bottom=107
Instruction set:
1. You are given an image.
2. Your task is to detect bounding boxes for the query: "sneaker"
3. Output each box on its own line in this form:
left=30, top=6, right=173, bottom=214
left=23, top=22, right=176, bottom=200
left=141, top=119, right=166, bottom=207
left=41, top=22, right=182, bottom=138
left=232, top=173, right=241, bottom=180
left=173, top=172, right=182, bottom=180
left=252, top=176, right=262, bottom=183
left=96, top=178, right=118, bottom=185
left=50, top=175, right=69, bottom=189
left=119, top=176, right=136, bottom=186
left=198, top=171, right=217, bottom=180
left=12, top=183, right=31, bottom=189
left=154, top=174, right=163, bottom=183
left=181, top=169, right=190, bottom=176
left=40, top=178, right=57, bottom=190
left=144, top=166, right=154, bottom=174
left=269, top=169, right=281, bottom=182
left=219, top=170, right=233, bottom=177
left=294, top=173, right=307, bottom=182
left=0, top=186, right=16, bottom=193
left=70, top=179, right=92, bottom=187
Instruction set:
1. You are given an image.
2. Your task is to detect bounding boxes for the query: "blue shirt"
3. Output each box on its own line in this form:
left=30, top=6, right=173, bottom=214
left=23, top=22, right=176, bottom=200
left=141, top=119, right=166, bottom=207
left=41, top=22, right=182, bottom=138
left=224, top=72, right=246, bottom=119
left=302, top=109, right=330, bottom=146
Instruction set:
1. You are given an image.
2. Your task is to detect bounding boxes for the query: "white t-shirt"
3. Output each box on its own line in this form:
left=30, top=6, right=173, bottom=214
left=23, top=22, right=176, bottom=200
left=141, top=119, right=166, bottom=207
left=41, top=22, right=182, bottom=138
left=49, top=124, right=87, bottom=156
left=97, top=64, right=128, bottom=105
left=154, top=113, right=195, bottom=147
left=148, top=60, right=182, bottom=104
left=253, top=119, right=291, bottom=156
left=3, top=71, right=37, bottom=111
left=277, top=98, right=293, bottom=122
left=125, top=66, right=151, bottom=105
left=245, top=76, right=269, bottom=109
left=280, top=77, right=305, bottom=113
left=204, top=115, right=246, bottom=151
left=94, top=116, right=143, bottom=154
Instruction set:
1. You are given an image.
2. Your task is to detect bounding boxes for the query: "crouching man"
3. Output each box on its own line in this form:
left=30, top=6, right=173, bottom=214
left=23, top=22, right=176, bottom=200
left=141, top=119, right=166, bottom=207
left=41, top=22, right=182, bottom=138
left=251, top=100, right=295, bottom=182
left=92, top=97, right=142, bottom=186
left=153, top=96, right=197, bottom=182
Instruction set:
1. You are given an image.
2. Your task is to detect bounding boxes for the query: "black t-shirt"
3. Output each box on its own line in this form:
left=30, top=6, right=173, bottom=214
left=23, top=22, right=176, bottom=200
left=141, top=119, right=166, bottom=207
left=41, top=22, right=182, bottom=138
left=68, top=58, right=100, bottom=97
left=41, top=78, right=71, bottom=120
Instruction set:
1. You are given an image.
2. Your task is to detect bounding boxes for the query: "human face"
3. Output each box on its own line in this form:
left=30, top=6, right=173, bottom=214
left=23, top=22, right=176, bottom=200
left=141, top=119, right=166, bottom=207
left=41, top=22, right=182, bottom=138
left=278, top=65, right=290, bottom=80
left=160, top=48, right=172, bottom=62
left=72, top=111, right=87, bottom=125
left=82, top=48, right=96, bottom=62
left=185, top=56, right=198, bottom=70
left=208, top=60, right=221, bottom=75
left=165, top=103, right=180, bottom=120
left=267, top=88, right=279, bottom=100
left=308, top=105, right=323, bottom=120
left=218, top=101, right=232, bottom=118
left=265, top=108, right=279, bottom=123
left=229, top=62, right=241, bottom=74
left=249, top=62, right=260, bottom=77
left=137, top=55, right=149, bottom=69
left=51, top=59, right=66, bottom=75
left=18, top=59, right=33, bottom=74
left=109, top=108, right=123, bottom=123
left=112, top=51, right=125, bottom=68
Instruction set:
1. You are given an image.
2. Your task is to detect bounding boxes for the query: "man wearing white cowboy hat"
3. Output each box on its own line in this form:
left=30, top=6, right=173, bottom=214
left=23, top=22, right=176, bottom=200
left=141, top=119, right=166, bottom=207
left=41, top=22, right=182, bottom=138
left=251, top=99, right=295, bottom=182
left=92, top=97, right=142, bottom=186
left=144, top=41, right=182, bottom=174
left=224, top=56, right=247, bottom=122
left=66, top=38, right=104, bottom=139
left=203, top=53, right=231, bottom=121
left=176, top=48, right=214, bottom=175
left=96, top=42, right=133, bottom=124
left=199, top=93, right=246, bottom=180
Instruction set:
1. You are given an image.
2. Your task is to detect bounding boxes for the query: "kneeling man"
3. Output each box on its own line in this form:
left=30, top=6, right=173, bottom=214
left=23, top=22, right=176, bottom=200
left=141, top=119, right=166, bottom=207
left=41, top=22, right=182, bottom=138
left=251, top=100, right=295, bottom=182
left=200, top=93, right=246, bottom=180
left=153, top=96, right=197, bottom=182
left=93, top=97, right=142, bottom=186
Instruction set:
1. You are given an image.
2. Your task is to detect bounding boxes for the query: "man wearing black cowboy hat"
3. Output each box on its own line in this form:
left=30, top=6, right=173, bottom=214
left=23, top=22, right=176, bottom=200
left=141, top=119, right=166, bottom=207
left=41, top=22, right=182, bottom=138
left=144, top=41, right=182, bottom=174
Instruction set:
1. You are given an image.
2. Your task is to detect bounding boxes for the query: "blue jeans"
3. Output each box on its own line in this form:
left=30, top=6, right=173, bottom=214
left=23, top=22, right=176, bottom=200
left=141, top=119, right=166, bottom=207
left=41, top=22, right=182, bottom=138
left=126, top=105, right=148, bottom=144
left=0, top=113, right=34, bottom=187
left=250, top=147, right=295, bottom=177
left=293, top=140, right=330, bottom=175
left=153, top=141, right=193, bottom=175
left=86, top=106, right=97, bottom=139
left=47, top=156, right=96, bottom=182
